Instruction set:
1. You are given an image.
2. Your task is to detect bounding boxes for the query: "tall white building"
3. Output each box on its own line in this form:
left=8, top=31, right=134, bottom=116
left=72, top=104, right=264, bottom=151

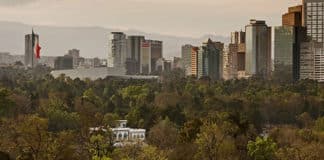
left=108, top=32, right=127, bottom=68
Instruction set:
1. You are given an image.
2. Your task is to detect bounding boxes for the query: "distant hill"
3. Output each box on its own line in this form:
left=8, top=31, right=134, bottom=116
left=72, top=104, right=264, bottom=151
left=0, top=21, right=229, bottom=59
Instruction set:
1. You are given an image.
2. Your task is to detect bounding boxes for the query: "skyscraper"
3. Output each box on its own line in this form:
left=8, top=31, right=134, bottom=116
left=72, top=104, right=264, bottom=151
left=303, top=0, right=324, bottom=81
left=150, top=40, right=163, bottom=73
left=25, top=33, right=39, bottom=68
left=245, top=19, right=272, bottom=79
left=191, top=47, right=199, bottom=77
left=197, top=39, right=222, bottom=80
left=224, top=31, right=246, bottom=79
left=282, top=5, right=303, bottom=27
left=181, top=44, right=194, bottom=76
left=274, top=5, right=306, bottom=81
left=140, top=40, right=152, bottom=74
left=108, top=32, right=127, bottom=68
left=126, top=36, right=144, bottom=74
left=300, top=41, right=323, bottom=80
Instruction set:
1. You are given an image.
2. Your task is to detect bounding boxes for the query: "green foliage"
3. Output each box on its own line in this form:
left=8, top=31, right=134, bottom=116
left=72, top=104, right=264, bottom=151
left=147, top=118, right=178, bottom=150
left=1, top=67, right=324, bottom=159
left=42, top=98, right=80, bottom=132
left=195, top=122, right=238, bottom=160
left=315, top=116, right=324, bottom=132
left=247, top=137, right=277, bottom=160
left=0, top=88, right=14, bottom=117
left=89, top=134, right=113, bottom=160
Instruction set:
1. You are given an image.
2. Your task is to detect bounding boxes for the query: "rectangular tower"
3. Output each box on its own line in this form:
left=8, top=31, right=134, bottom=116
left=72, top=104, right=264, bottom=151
left=25, top=34, right=39, bottom=68
left=108, top=32, right=127, bottom=68
left=245, top=19, right=272, bottom=79
left=303, top=0, right=324, bottom=81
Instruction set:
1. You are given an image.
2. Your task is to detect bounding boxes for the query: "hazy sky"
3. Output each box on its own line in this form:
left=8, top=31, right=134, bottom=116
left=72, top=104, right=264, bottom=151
left=0, top=0, right=300, bottom=37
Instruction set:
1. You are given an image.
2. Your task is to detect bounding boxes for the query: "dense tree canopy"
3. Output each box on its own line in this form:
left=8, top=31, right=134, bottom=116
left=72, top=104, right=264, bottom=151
left=1, top=66, right=324, bottom=159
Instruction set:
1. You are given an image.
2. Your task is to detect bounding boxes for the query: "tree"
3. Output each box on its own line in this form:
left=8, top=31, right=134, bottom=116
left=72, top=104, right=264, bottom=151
left=247, top=137, right=277, bottom=160
left=195, top=122, right=237, bottom=160
left=314, top=116, right=324, bottom=132
left=178, top=118, right=202, bottom=143
left=89, top=134, right=113, bottom=160
left=147, top=118, right=178, bottom=150
left=0, top=88, right=14, bottom=117
left=137, top=145, right=167, bottom=160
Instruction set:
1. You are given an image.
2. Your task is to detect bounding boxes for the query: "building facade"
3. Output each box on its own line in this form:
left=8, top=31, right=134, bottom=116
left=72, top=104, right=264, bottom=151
left=300, top=42, right=323, bottom=80
left=54, top=56, right=73, bottom=70
left=108, top=32, right=127, bottom=68
left=126, top=36, right=145, bottom=74
left=181, top=44, right=194, bottom=76
left=245, top=19, right=272, bottom=79
left=191, top=47, right=199, bottom=76
left=150, top=40, right=163, bottom=74
left=303, top=0, right=324, bottom=81
left=273, top=26, right=304, bottom=81
left=197, top=39, right=222, bottom=80
left=282, top=5, right=303, bottom=27
left=25, top=34, right=39, bottom=68
left=67, top=49, right=80, bottom=68
left=140, top=40, right=152, bottom=74
left=224, top=31, right=246, bottom=79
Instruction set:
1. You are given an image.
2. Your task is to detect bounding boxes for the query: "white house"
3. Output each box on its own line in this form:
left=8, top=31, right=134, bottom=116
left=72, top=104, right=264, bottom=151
left=112, top=120, right=146, bottom=142
left=90, top=120, right=146, bottom=147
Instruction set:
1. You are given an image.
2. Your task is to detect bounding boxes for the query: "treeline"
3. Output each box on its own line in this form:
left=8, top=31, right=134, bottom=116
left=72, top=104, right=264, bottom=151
left=0, top=66, right=324, bottom=160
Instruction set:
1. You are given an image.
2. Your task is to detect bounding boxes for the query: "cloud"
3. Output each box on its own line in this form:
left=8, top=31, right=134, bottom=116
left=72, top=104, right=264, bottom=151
left=0, top=0, right=38, bottom=6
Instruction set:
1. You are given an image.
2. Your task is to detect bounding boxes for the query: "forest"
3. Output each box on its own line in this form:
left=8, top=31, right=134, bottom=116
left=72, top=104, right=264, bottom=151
left=0, top=66, right=324, bottom=160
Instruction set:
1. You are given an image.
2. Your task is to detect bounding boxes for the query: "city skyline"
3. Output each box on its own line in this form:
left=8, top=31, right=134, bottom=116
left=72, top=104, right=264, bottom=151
left=0, top=0, right=299, bottom=37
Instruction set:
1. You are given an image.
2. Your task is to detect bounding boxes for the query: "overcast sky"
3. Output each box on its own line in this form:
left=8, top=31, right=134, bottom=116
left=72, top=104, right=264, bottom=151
left=0, top=0, right=300, bottom=37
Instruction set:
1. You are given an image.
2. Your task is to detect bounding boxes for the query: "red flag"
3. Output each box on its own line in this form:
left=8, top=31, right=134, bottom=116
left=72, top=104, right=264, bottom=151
left=35, top=39, right=41, bottom=59
left=33, top=33, right=41, bottom=59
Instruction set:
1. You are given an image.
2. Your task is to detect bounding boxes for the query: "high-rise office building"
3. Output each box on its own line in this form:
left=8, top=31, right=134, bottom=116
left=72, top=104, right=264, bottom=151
left=274, top=5, right=307, bottom=81
left=282, top=5, right=303, bottom=27
left=108, top=32, right=163, bottom=75
left=237, top=43, right=246, bottom=71
left=181, top=44, right=194, bottom=76
left=150, top=40, right=163, bottom=73
left=224, top=31, right=246, bottom=79
left=300, top=41, right=323, bottom=79
left=138, top=40, right=162, bottom=74
left=140, top=40, right=152, bottom=74
left=197, top=39, right=222, bottom=80
left=231, top=31, right=246, bottom=44
left=213, top=42, right=224, bottom=79
left=126, top=36, right=144, bottom=74
left=223, top=44, right=238, bottom=80
left=245, top=19, right=272, bottom=78
left=273, top=26, right=296, bottom=80
left=303, top=0, right=324, bottom=81
left=25, top=33, right=39, bottom=68
left=108, top=32, right=127, bottom=68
